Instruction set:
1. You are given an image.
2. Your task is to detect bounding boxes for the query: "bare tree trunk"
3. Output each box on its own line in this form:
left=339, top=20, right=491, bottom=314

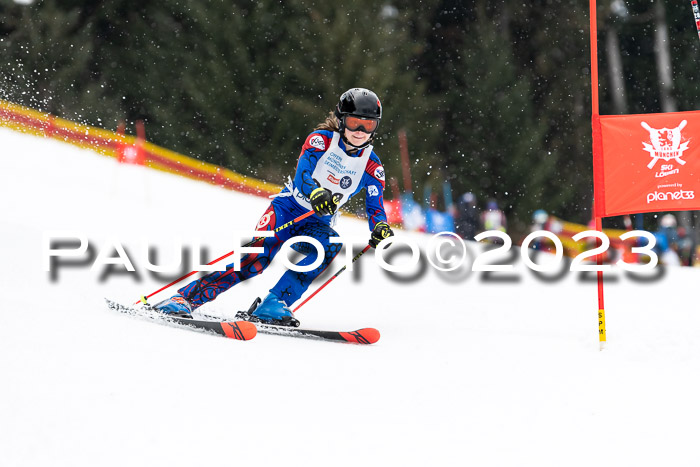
left=606, top=26, right=628, bottom=114
left=653, top=1, right=677, bottom=113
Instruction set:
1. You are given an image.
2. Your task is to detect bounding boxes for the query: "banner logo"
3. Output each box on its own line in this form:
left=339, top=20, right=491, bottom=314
left=646, top=188, right=695, bottom=204
left=641, top=120, right=689, bottom=170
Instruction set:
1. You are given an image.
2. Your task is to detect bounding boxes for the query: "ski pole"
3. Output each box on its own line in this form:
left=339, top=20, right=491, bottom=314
left=692, top=0, right=700, bottom=41
left=292, top=244, right=372, bottom=313
left=135, top=209, right=315, bottom=305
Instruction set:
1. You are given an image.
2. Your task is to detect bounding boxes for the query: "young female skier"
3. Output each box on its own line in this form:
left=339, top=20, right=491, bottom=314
left=154, top=88, right=394, bottom=326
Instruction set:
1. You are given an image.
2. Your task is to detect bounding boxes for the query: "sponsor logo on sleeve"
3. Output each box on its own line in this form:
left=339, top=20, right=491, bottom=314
left=308, top=135, right=326, bottom=150
left=374, top=166, right=385, bottom=181
left=256, top=210, right=275, bottom=229
left=367, top=185, right=379, bottom=197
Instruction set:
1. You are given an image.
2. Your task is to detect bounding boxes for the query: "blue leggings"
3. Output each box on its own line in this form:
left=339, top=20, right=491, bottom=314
left=178, top=198, right=342, bottom=308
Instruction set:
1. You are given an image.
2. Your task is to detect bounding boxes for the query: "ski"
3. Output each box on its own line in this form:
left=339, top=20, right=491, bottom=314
left=235, top=310, right=380, bottom=345
left=105, top=299, right=257, bottom=341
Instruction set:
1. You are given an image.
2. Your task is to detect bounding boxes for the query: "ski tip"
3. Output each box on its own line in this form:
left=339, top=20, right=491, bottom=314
left=238, top=321, right=258, bottom=340
left=360, top=328, right=380, bottom=344
left=220, top=321, right=258, bottom=341
left=340, top=328, right=380, bottom=345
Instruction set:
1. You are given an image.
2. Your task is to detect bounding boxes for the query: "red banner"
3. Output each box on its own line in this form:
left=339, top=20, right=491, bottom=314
left=595, top=110, right=700, bottom=217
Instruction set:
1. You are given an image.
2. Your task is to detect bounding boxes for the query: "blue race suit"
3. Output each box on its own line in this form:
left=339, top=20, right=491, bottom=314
left=178, top=129, right=388, bottom=308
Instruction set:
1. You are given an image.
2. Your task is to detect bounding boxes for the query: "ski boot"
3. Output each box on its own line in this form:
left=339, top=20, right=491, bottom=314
left=152, top=294, right=194, bottom=319
left=236, top=293, right=300, bottom=327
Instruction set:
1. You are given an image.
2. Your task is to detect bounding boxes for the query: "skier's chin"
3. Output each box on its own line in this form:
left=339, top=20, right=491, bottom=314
left=347, top=134, right=370, bottom=147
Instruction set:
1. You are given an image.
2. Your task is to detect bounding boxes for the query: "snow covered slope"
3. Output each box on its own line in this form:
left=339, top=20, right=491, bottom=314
left=2, top=127, right=700, bottom=467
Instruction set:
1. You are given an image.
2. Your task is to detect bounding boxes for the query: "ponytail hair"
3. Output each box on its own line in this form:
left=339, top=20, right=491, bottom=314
left=314, top=111, right=340, bottom=132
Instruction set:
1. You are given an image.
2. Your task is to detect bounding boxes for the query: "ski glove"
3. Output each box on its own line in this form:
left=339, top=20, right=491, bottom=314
left=310, top=187, right=339, bottom=217
left=369, top=221, right=394, bottom=248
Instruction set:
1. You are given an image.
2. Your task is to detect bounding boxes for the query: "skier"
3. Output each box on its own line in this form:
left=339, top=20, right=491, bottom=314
left=152, top=88, right=394, bottom=325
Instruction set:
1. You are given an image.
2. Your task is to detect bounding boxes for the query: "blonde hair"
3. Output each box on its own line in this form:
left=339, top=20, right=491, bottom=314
left=314, top=111, right=340, bottom=132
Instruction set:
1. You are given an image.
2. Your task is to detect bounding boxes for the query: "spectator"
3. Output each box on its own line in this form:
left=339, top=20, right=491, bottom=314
left=529, top=209, right=552, bottom=251
left=424, top=192, right=455, bottom=233
left=655, top=214, right=681, bottom=266
left=481, top=199, right=507, bottom=233
left=677, top=227, right=695, bottom=266
left=454, top=192, right=480, bottom=239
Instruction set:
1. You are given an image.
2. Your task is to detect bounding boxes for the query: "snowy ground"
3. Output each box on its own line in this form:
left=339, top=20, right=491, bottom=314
left=2, top=127, right=700, bottom=466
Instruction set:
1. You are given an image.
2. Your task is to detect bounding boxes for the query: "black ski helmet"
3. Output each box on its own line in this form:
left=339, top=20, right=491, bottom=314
left=334, top=88, right=382, bottom=148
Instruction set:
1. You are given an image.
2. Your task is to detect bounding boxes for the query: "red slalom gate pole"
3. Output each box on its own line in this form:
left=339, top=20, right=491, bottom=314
left=135, top=210, right=315, bottom=305
left=292, top=244, right=372, bottom=313
left=589, top=0, right=607, bottom=349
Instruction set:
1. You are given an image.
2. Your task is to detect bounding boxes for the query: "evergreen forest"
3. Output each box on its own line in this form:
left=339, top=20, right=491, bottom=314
left=2, top=0, right=699, bottom=233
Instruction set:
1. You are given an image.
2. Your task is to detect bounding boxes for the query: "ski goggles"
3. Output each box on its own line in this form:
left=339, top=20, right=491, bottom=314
left=344, top=115, right=379, bottom=133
